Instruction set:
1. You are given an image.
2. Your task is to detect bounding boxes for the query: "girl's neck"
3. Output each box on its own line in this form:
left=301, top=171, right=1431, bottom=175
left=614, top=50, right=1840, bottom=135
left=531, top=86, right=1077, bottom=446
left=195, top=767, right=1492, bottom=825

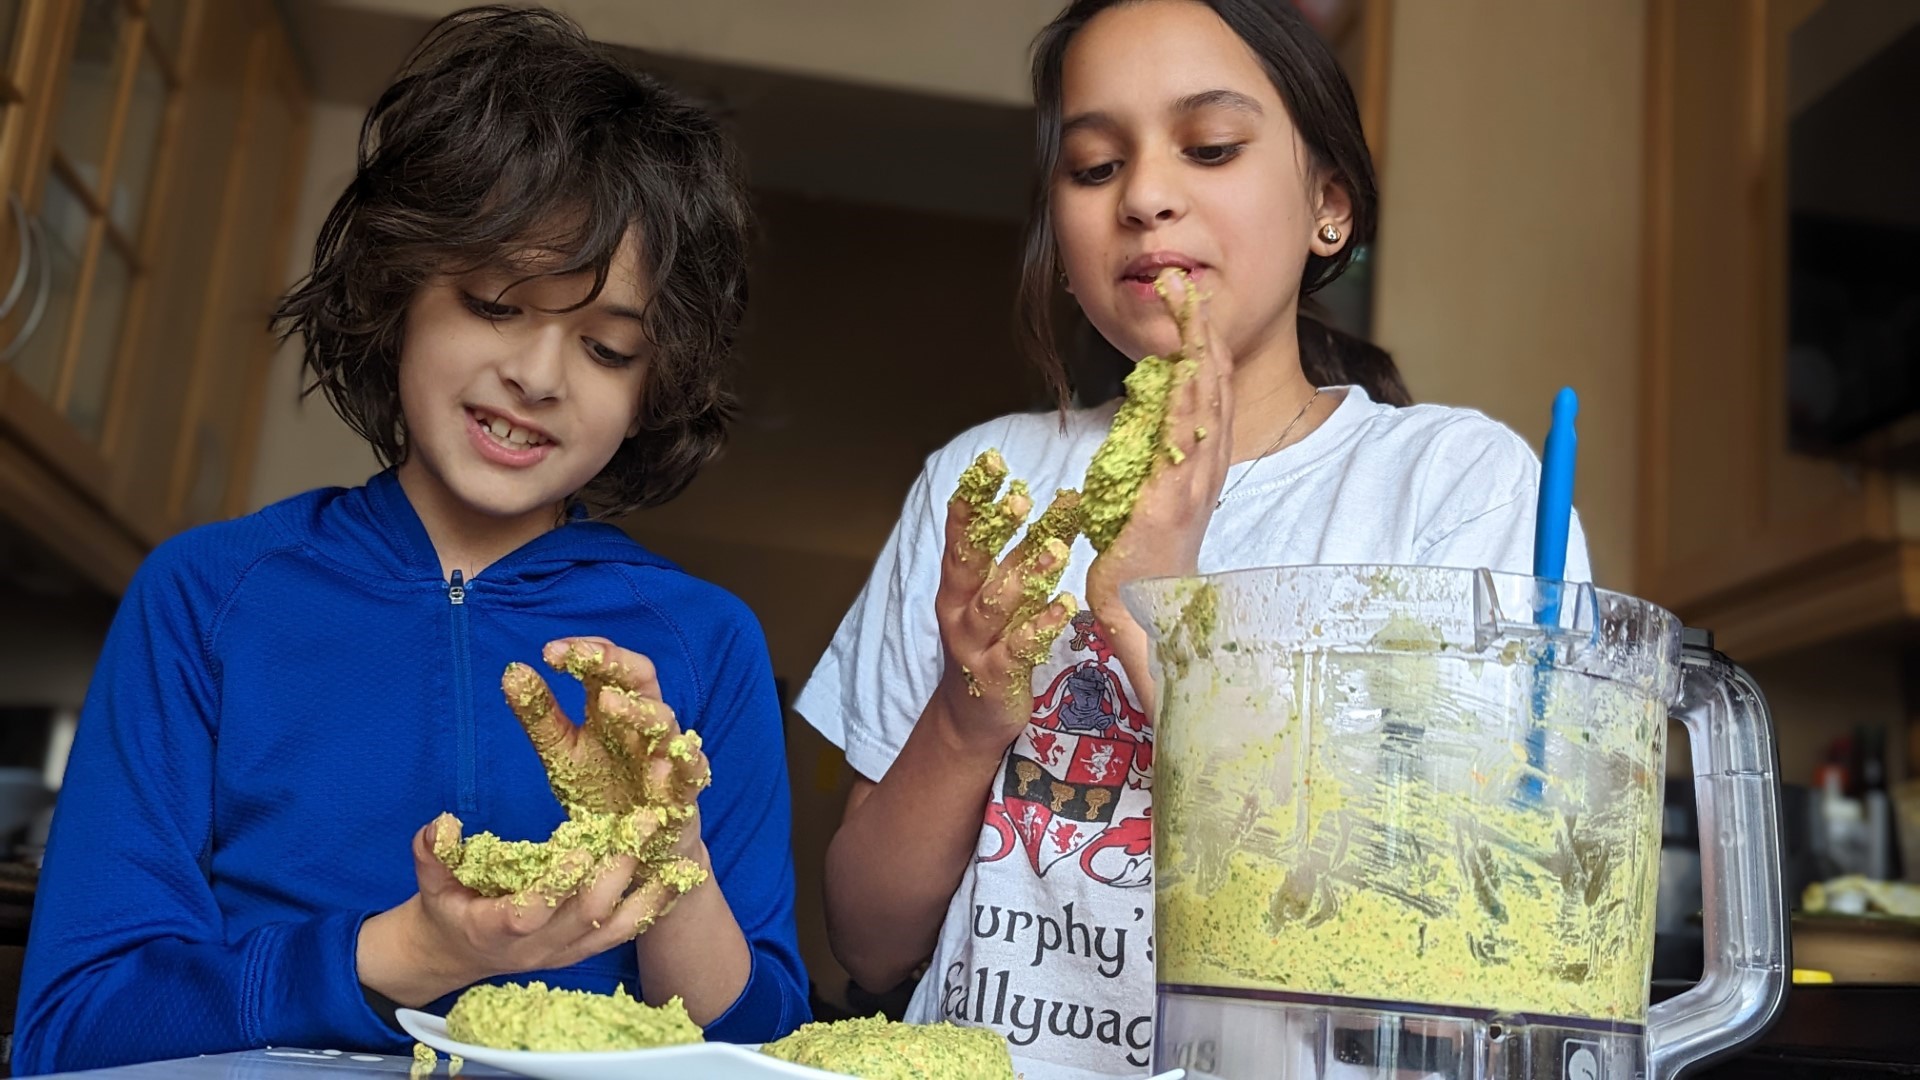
left=395, top=461, right=561, bottom=582
left=1224, top=315, right=1324, bottom=464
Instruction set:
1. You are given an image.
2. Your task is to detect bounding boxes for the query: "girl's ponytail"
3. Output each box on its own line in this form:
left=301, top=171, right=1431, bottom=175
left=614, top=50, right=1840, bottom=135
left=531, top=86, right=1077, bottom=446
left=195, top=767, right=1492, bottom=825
left=1299, top=314, right=1411, bottom=406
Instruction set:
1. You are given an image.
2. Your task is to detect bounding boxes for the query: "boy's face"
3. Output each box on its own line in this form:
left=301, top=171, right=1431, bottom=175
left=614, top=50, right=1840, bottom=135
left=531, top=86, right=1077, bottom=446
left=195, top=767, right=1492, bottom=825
left=396, top=232, right=651, bottom=529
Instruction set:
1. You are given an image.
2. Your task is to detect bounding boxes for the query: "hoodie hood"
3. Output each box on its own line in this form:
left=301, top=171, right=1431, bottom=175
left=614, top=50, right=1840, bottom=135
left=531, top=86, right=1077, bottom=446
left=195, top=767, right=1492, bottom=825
left=275, top=469, right=676, bottom=588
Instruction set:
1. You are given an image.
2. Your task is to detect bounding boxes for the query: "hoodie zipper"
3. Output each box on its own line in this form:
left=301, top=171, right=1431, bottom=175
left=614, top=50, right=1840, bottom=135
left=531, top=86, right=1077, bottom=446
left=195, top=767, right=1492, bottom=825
left=448, top=570, right=476, bottom=813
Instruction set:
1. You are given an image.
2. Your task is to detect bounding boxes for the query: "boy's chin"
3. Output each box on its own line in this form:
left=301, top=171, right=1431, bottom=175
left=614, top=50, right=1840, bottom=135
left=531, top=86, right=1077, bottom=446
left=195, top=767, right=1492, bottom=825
left=448, top=473, right=570, bottom=523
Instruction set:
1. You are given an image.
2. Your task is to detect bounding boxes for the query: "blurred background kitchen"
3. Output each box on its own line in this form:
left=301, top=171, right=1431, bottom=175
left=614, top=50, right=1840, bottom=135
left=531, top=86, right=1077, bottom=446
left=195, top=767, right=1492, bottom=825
left=0, top=0, right=1912, bottom=1068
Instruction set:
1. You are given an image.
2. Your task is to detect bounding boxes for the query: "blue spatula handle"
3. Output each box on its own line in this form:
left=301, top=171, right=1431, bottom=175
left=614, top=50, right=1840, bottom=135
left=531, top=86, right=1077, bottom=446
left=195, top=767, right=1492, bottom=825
left=1522, top=387, right=1579, bottom=805
left=1534, top=387, right=1579, bottom=595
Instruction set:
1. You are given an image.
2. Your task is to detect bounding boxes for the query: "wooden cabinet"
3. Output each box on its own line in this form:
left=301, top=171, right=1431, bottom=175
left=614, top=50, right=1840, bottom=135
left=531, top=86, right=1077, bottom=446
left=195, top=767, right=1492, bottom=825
left=1638, top=0, right=1918, bottom=660
left=115, top=3, right=307, bottom=535
left=0, top=0, right=308, bottom=595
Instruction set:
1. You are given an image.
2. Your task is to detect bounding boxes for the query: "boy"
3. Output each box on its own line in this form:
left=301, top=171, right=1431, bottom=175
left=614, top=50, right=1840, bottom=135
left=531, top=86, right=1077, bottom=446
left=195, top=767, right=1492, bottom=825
left=14, top=8, right=806, bottom=1072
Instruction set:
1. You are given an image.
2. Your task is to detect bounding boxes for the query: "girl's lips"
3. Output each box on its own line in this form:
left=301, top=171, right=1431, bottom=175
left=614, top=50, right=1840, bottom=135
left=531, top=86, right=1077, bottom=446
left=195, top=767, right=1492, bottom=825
left=465, top=408, right=554, bottom=468
left=1119, top=265, right=1206, bottom=303
left=1120, top=251, right=1205, bottom=279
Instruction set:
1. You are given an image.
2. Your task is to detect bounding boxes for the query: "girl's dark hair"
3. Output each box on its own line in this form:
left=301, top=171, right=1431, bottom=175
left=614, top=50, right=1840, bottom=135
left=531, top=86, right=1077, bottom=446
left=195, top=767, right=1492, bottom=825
left=1018, top=0, right=1411, bottom=408
left=273, top=5, right=752, bottom=517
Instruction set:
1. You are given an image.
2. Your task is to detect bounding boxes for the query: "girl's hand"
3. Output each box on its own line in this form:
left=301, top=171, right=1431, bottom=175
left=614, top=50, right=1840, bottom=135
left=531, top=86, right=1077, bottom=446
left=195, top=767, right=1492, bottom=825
left=932, top=462, right=1080, bottom=755
left=1085, top=271, right=1234, bottom=709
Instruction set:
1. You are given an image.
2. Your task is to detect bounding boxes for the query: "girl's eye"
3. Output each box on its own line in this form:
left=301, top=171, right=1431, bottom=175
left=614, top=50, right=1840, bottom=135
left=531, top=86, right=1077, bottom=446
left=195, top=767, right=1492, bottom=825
left=462, top=293, right=517, bottom=320
left=1189, top=144, right=1244, bottom=165
left=585, top=339, right=636, bottom=367
left=1069, top=161, right=1120, bottom=186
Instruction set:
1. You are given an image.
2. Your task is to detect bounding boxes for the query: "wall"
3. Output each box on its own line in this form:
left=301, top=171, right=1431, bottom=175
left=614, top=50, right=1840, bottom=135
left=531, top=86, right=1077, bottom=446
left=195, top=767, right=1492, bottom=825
left=1748, top=635, right=1911, bottom=789
left=246, top=101, right=382, bottom=509
left=1370, top=0, right=1648, bottom=589
left=286, top=5, right=1037, bottom=224
left=314, top=0, right=1062, bottom=106
left=1367, top=2, right=1920, bottom=798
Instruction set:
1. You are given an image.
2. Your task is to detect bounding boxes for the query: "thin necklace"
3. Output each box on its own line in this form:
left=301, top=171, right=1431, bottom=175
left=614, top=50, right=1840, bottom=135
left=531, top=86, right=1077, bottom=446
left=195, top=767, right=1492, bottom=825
left=1215, top=387, right=1323, bottom=509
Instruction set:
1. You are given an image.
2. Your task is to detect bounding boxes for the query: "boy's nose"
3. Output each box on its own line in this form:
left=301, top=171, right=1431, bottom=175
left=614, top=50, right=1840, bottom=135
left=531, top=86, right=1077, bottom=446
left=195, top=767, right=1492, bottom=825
left=500, top=328, right=568, bottom=402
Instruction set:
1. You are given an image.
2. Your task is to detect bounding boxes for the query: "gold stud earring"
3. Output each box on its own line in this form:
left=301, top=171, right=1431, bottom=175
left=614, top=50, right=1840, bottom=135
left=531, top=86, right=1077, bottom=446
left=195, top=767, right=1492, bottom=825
left=1318, top=223, right=1341, bottom=245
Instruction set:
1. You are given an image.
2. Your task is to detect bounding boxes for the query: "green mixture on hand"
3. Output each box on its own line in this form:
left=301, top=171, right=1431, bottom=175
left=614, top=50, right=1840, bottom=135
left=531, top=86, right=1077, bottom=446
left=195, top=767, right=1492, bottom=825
left=955, top=449, right=1033, bottom=558
left=1081, top=267, right=1199, bottom=552
left=445, top=982, right=703, bottom=1052
left=432, top=804, right=701, bottom=904
left=430, top=659, right=707, bottom=907
left=760, top=1016, right=1015, bottom=1080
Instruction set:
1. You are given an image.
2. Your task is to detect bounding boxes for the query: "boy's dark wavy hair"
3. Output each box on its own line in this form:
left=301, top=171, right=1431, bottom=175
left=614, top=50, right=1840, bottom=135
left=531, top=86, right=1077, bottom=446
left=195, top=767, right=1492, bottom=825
left=272, top=5, right=751, bottom=517
left=1019, top=0, right=1411, bottom=408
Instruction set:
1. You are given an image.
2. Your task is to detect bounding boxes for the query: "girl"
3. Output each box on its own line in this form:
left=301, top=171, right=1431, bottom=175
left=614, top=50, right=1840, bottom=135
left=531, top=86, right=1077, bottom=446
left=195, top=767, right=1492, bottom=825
left=796, top=2, right=1591, bottom=1077
left=14, top=8, right=807, bottom=1072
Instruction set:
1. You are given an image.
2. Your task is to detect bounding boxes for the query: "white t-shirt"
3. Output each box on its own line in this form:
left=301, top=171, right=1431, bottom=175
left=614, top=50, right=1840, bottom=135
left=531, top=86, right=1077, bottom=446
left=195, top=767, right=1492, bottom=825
left=795, top=386, right=1592, bottom=1079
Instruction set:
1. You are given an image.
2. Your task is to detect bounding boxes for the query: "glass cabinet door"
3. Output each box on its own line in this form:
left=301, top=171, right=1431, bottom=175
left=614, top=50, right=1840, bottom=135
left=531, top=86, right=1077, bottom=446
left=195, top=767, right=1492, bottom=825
left=5, top=0, right=187, bottom=443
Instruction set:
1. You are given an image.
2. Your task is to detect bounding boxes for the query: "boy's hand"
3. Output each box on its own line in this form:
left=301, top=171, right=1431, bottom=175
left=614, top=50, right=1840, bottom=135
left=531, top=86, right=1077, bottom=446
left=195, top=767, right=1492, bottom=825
left=933, top=462, right=1080, bottom=754
left=356, top=815, right=700, bottom=1006
left=357, top=638, right=719, bottom=1005
left=408, top=816, right=694, bottom=988
left=501, top=637, right=709, bottom=923
left=503, top=638, right=711, bottom=821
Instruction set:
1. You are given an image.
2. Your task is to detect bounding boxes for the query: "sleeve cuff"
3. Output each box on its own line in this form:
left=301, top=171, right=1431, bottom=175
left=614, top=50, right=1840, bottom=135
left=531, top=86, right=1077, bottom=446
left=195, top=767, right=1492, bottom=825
left=841, top=731, right=899, bottom=786
left=360, top=981, right=407, bottom=1034
left=254, top=909, right=410, bottom=1053
left=699, top=947, right=809, bottom=1045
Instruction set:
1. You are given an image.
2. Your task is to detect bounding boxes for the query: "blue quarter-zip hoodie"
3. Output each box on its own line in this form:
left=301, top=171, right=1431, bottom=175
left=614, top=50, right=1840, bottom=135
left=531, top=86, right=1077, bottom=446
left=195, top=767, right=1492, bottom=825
left=13, top=472, right=810, bottom=1074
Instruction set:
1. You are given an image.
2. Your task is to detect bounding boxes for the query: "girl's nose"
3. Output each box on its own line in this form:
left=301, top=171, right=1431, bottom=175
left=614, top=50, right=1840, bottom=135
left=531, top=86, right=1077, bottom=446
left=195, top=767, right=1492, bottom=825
left=1117, top=153, right=1187, bottom=228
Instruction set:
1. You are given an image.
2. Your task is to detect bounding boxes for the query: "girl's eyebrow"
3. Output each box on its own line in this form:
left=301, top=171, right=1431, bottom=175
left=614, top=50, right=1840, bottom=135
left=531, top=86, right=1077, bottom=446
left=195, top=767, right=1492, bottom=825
left=1061, top=110, right=1121, bottom=138
left=1172, top=88, right=1264, bottom=118
left=1062, top=88, right=1265, bottom=137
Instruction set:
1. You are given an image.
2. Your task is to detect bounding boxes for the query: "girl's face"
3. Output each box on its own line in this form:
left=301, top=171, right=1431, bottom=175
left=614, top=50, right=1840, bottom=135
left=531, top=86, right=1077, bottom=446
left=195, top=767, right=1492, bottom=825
left=396, top=233, right=651, bottom=533
left=1051, top=0, right=1350, bottom=364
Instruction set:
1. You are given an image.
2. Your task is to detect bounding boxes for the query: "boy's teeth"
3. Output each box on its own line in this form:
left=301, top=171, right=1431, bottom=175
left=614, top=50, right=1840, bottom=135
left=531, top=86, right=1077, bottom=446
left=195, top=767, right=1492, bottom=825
left=475, top=410, right=545, bottom=448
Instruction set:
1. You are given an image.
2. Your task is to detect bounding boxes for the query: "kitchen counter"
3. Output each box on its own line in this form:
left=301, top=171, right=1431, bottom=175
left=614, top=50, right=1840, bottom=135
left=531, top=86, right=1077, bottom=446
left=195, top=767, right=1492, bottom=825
left=38, top=1050, right=509, bottom=1080
left=19, top=987, right=1920, bottom=1080
left=1664, top=983, right=1920, bottom=1078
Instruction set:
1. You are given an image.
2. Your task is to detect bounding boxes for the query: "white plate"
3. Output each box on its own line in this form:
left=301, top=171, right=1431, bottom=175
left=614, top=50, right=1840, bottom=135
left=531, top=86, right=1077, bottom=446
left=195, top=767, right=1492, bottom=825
left=397, top=1009, right=845, bottom=1079
left=397, top=1008, right=1185, bottom=1080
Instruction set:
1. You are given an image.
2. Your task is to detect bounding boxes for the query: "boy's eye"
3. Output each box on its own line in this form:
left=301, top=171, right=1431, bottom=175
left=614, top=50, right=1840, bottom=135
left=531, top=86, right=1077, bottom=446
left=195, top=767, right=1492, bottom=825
left=584, top=338, right=636, bottom=367
left=1069, top=161, right=1120, bottom=186
left=1188, top=144, right=1244, bottom=165
left=462, top=293, right=517, bottom=320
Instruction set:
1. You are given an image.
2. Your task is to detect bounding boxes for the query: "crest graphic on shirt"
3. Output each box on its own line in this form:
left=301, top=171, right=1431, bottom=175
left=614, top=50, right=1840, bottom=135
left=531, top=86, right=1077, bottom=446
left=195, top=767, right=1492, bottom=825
left=979, top=610, right=1154, bottom=887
